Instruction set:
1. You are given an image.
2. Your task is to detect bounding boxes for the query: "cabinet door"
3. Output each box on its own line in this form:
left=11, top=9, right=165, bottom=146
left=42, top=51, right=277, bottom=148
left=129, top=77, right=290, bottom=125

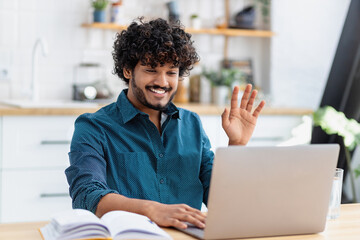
left=2, top=116, right=76, bottom=169
left=0, top=169, right=72, bottom=223
left=249, top=115, right=310, bottom=146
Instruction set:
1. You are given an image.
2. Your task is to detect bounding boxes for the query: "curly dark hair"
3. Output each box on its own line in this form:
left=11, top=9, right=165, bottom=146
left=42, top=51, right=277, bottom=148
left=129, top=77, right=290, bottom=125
left=112, top=17, right=200, bottom=84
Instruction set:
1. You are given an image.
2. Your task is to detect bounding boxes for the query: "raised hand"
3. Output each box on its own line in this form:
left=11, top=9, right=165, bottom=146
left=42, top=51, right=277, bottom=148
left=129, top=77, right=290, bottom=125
left=221, top=84, right=265, bottom=146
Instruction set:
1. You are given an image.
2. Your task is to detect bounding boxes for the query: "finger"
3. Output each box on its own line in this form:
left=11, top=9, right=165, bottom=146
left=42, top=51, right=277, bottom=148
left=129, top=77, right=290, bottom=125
left=246, top=89, right=257, bottom=112
left=240, top=84, right=252, bottom=109
left=175, top=213, right=206, bottom=229
left=167, top=218, right=188, bottom=229
left=181, top=205, right=206, bottom=218
left=181, top=204, right=203, bottom=214
left=230, top=86, right=240, bottom=109
left=174, top=204, right=206, bottom=219
left=181, top=208, right=206, bottom=222
left=178, top=205, right=206, bottom=223
left=252, top=100, right=266, bottom=118
left=221, top=108, right=230, bottom=129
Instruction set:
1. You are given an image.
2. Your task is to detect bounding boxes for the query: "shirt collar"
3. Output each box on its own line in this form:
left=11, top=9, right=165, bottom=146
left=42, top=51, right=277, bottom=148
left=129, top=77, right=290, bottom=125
left=117, top=89, right=180, bottom=124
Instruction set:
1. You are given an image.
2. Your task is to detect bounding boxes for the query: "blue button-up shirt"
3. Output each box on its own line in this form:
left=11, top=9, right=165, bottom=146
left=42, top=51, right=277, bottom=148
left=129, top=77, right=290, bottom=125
left=65, top=89, right=214, bottom=213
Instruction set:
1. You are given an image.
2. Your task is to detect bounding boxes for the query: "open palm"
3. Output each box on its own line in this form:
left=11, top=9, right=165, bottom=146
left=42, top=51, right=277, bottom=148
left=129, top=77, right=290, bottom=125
left=222, top=84, right=265, bottom=145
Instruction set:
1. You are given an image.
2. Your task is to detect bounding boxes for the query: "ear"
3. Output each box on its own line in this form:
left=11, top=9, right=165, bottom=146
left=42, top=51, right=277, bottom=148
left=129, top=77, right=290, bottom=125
left=123, top=68, right=132, bottom=79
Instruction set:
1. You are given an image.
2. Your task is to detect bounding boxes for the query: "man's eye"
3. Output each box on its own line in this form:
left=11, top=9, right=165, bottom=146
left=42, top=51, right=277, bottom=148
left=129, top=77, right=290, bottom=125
left=168, top=72, right=178, bottom=75
left=146, top=69, right=156, bottom=73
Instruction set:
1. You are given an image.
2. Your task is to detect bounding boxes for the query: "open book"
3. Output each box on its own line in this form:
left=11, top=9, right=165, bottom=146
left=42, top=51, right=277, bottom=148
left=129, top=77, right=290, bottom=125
left=39, top=209, right=172, bottom=240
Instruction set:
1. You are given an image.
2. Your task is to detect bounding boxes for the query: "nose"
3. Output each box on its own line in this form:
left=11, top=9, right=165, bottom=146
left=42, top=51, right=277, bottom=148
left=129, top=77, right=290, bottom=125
left=154, top=71, right=169, bottom=87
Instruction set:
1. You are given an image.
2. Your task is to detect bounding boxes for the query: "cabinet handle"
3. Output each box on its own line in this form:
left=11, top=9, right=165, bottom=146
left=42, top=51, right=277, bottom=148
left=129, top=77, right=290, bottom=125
left=40, top=140, right=71, bottom=145
left=40, top=193, right=69, bottom=198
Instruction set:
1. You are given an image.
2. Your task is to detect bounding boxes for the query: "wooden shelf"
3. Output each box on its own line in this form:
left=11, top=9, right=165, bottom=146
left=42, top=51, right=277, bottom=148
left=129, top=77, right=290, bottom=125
left=82, top=23, right=126, bottom=30
left=185, top=27, right=274, bottom=38
left=81, top=23, right=274, bottom=38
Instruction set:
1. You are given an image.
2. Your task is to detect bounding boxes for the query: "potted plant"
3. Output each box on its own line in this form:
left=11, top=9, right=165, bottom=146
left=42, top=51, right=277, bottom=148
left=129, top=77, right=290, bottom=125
left=202, top=68, right=243, bottom=106
left=313, top=106, right=360, bottom=202
left=190, top=14, right=201, bottom=29
left=255, top=0, right=270, bottom=29
left=92, top=0, right=109, bottom=23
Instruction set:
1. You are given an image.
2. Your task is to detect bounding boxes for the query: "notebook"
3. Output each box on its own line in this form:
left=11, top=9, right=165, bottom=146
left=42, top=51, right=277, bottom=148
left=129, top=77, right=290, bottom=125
left=177, top=144, right=339, bottom=239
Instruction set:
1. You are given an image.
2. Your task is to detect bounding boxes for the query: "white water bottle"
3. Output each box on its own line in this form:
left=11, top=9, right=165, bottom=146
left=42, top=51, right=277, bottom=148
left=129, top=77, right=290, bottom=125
left=110, top=1, right=123, bottom=24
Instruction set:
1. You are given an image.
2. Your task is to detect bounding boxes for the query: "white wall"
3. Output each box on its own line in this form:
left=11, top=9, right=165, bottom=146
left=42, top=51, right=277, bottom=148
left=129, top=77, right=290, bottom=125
left=0, top=0, right=349, bottom=108
left=270, top=0, right=350, bottom=109
left=0, top=0, right=269, bottom=102
left=0, top=0, right=121, bottom=101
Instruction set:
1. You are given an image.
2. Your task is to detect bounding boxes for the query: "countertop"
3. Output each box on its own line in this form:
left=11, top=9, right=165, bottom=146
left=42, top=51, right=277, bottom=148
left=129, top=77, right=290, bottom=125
left=0, top=103, right=313, bottom=116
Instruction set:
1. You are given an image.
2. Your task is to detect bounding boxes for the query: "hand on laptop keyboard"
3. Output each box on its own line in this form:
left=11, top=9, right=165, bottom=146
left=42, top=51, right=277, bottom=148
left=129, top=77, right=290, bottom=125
left=146, top=202, right=206, bottom=229
left=176, top=222, right=205, bottom=239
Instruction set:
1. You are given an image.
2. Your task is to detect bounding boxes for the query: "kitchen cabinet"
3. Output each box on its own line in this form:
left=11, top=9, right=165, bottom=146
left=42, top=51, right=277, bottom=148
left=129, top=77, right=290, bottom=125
left=1, top=169, right=71, bottom=222
left=0, top=116, right=76, bottom=223
left=2, top=116, right=74, bottom=169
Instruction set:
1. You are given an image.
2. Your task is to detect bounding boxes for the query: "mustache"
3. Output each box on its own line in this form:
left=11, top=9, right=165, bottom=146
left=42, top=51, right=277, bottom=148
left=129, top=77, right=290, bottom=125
left=146, top=85, right=172, bottom=92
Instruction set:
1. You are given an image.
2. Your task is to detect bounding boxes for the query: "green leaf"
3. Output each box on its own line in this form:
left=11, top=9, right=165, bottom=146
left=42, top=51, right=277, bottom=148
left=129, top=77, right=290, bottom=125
left=313, top=106, right=360, bottom=150
left=202, top=68, right=244, bottom=87
left=92, top=0, right=108, bottom=10
left=355, top=165, right=360, bottom=178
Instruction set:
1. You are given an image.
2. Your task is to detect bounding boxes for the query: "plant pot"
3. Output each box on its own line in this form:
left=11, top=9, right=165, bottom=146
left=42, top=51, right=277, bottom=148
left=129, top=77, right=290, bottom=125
left=93, top=10, right=106, bottom=23
left=212, top=86, right=229, bottom=106
left=190, top=18, right=201, bottom=29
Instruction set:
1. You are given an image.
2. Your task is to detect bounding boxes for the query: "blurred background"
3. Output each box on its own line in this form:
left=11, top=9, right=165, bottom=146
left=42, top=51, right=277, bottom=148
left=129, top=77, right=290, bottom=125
left=0, top=0, right=349, bottom=108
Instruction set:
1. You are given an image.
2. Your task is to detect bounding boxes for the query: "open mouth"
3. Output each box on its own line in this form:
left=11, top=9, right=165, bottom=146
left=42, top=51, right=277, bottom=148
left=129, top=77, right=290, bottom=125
left=149, top=87, right=166, bottom=94
left=147, top=86, right=171, bottom=95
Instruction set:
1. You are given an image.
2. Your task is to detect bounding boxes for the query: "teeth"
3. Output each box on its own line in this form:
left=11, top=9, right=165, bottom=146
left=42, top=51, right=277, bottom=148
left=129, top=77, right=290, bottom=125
left=149, top=87, right=166, bottom=94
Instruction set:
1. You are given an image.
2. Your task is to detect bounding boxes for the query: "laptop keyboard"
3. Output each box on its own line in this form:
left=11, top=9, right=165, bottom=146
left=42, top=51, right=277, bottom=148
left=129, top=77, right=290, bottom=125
left=175, top=222, right=205, bottom=239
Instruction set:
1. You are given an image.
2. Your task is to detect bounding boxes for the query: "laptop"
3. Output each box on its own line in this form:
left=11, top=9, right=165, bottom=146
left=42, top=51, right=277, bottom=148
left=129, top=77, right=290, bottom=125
left=177, top=144, right=340, bottom=239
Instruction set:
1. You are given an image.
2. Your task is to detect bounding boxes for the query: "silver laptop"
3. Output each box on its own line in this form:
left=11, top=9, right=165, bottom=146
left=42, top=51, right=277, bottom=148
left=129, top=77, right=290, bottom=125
left=177, top=144, right=339, bottom=239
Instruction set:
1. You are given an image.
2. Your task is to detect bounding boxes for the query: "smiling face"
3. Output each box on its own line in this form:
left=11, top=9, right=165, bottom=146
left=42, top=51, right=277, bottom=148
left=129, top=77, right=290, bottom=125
left=125, top=62, right=179, bottom=113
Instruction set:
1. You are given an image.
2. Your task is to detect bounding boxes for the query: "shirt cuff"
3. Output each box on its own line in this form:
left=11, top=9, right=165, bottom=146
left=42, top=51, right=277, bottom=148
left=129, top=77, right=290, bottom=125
left=85, top=187, right=119, bottom=214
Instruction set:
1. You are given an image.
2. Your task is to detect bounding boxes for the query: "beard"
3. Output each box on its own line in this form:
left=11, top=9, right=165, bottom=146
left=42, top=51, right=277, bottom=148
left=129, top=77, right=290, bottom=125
left=130, top=76, right=177, bottom=111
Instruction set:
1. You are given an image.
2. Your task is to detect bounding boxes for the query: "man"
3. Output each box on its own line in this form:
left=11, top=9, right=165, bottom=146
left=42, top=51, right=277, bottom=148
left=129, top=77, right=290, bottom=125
left=65, top=18, right=265, bottom=230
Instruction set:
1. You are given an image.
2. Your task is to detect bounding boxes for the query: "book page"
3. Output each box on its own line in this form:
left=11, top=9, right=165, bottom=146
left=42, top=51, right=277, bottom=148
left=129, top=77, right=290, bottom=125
left=40, top=209, right=110, bottom=240
left=52, top=209, right=101, bottom=227
left=101, top=211, right=171, bottom=239
left=40, top=223, right=109, bottom=240
left=50, top=209, right=110, bottom=239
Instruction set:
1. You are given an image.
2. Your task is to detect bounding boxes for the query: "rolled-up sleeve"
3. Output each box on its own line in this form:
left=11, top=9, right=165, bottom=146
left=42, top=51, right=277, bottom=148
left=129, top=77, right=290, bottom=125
left=65, top=114, right=118, bottom=213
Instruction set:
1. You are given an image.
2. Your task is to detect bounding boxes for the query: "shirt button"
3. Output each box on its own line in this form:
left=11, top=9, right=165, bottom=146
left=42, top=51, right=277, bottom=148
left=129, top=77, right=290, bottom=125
left=160, top=178, right=164, bottom=184
left=159, top=153, right=164, bottom=158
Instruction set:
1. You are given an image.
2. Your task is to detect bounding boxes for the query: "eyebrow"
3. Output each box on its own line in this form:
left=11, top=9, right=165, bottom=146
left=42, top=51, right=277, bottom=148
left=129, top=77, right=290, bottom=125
left=142, top=64, right=179, bottom=70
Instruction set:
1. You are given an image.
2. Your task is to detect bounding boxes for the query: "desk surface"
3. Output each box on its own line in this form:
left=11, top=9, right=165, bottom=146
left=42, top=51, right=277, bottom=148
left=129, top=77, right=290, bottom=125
left=1, top=204, right=359, bottom=240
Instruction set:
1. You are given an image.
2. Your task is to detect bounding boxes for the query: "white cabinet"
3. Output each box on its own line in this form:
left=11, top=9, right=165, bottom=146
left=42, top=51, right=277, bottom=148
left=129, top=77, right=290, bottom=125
left=1, top=169, right=72, bottom=222
left=2, top=116, right=75, bottom=169
left=0, top=116, right=76, bottom=223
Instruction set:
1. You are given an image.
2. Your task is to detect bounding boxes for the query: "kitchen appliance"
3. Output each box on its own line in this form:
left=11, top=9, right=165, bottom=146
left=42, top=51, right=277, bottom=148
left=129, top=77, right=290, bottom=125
left=73, top=63, right=112, bottom=101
